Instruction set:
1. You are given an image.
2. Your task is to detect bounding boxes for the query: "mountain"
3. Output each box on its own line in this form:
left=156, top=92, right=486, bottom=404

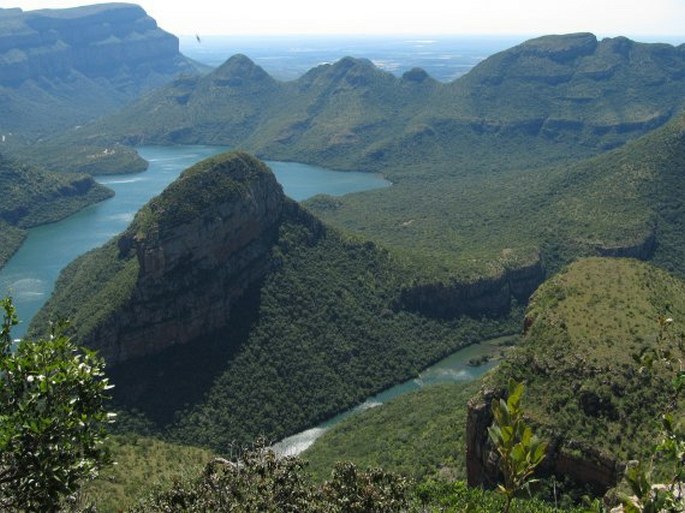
left=30, top=151, right=522, bottom=450
left=0, top=153, right=113, bottom=267
left=0, top=3, right=202, bottom=140
left=0, top=3, right=206, bottom=174
left=53, top=34, right=685, bottom=288
left=83, top=33, right=685, bottom=173
left=467, top=257, right=685, bottom=494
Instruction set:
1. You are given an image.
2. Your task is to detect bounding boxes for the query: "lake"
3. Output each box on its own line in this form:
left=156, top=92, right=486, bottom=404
left=0, top=145, right=389, bottom=337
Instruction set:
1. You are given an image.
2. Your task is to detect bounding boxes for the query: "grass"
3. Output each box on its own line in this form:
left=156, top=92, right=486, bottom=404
left=80, top=435, right=214, bottom=513
left=486, top=257, right=685, bottom=466
left=303, top=382, right=481, bottom=483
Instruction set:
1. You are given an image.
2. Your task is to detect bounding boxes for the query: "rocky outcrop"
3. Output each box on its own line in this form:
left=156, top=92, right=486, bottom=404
left=397, top=253, right=545, bottom=318
left=90, top=152, right=292, bottom=364
left=466, top=389, right=621, bottom=493
left=0, top=4, right=192, bottom=87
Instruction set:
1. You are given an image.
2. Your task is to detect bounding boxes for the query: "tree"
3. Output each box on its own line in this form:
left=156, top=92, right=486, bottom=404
left=129, top=440, right=411, bottom=513
left=0, top=298, right=114, bottom=512
left=488, top=379, right=547, bottom=513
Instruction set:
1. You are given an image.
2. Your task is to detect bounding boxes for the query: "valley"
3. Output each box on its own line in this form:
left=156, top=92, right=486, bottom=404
left=2, top=3, right=685, bottom=511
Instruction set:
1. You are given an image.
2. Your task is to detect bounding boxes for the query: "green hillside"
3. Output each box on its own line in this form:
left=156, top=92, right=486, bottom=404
left=312, top=104, right=685, bottom=284
left=481, top=257, right=685, bottom=477
left=83, top=34, right=685, bottom=176
left=303, top=382, right=480, bottom=483
left=81, top=435, right=214, bottom=513
left=50, top=33, right=685, bottom=286
left=0, top=154, right=113, bottom=268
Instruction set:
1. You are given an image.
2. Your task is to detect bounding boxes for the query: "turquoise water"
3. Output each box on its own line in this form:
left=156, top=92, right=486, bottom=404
left=0, top=145, right=389, bottom=337
left=273, top=335, right=514, bottom=456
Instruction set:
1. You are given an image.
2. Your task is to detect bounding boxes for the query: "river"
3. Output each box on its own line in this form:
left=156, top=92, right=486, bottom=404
left=273, top=335, right=515, bottom=457
left=0, top=145, right=390, bottom=337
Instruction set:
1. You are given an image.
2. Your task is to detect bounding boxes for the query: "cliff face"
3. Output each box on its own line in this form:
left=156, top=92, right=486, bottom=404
left=0, top=3, right=202, bottom=140
left=91, top=152, right=288, bottom=364
left=465, top=389, right=621, bottom=493
left=397, top=253, right=545, bottom=318
left=0, top=4, right=185, bottom=86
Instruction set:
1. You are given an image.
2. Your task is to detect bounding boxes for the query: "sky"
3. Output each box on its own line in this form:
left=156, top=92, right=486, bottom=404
left=5, top=0, right=685, bottom=38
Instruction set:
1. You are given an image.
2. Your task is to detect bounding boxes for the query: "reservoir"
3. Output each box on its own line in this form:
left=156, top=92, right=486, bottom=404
left=0, top=145, right=390, bottom=337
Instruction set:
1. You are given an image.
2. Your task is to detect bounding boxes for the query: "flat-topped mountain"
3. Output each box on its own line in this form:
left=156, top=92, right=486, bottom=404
left=0, top=3, right=203, bottom=142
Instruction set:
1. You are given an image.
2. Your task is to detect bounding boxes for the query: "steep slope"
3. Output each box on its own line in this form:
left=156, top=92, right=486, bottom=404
left=303, top=381, right=481, bottom=483
left=57, top=34, right=685, bottom=289
left=444, top=33, right=683, bottom=146
left=31, top=151, right=523, bottom=451
left=0, top=3, right=205, bottom=174
left=313, top=103, right=685, bottom=292
left=0, top=3, right=201, bottom=140
left=0, top=154, right=113, bottom=267
left=467, top=257, right=685, bottom=493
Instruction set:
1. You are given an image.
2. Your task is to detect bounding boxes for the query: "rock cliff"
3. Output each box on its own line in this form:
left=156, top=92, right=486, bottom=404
left=466, top=388, right=621, bottom=493
left=397, top=252, right=545, bottom=318
left=0, top=3, right=190, bottom=87
left=0, top=3, right=202, bottom=141
left=88, top=152, right=289, bottom=364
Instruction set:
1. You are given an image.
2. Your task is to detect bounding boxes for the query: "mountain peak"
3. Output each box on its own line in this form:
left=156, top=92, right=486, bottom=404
left=213, top=54, right=274, bottom=85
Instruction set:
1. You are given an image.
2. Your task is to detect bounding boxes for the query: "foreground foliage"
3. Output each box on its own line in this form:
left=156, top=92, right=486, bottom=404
left=130, top=442, right=411, bottom=513
left=0, top=299, right=113, bottom=512
left=488, top=380, right=547, bottom=513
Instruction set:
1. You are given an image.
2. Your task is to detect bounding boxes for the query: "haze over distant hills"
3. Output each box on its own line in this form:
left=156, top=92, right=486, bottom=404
left=87, top=33, right=685, bottom=163
left=0, top=3, right=206, bottom=263
left=61, top=32, right=685, bottom=285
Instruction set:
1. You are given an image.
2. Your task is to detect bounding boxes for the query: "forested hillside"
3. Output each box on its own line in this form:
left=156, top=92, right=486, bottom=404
left=31, top=151, right=522, bottom=452
left=469, top=257, right=685, bottom=493
left=0, top=154, right=112, bottom=267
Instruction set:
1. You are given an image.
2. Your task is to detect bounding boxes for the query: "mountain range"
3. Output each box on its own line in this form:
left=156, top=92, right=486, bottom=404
left=4, top=6, right=685, bottom=507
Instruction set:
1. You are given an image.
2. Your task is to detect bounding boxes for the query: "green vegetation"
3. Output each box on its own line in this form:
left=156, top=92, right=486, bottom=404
left=0, top=153, right=113, bottom=268
left=32, top=152, right=523, bottom=453
left=128, top=442, right=411, bottom=513
left=304, top=382, right=480, bottom=483
left=57, top=35, right=685, bottom=286
left=132, top=151, right=274, bottom=238
left=487, top=380, right=547, bottom=513
left=486, top=257, right=685, bottom=469
left=109, top=441, right=581, bottom=513
left=166, top=218, right=521, bottom=451
left=416, top=480, right=583, bottom=513
left=10, top=142, right=149, bottom=176
left=80, top=436, right=214, bottom=513
left=0, top=299, right=113, bottom=512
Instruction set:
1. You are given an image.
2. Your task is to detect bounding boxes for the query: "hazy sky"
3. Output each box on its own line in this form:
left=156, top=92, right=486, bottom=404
left=6, top=0, right=685, bottom=38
